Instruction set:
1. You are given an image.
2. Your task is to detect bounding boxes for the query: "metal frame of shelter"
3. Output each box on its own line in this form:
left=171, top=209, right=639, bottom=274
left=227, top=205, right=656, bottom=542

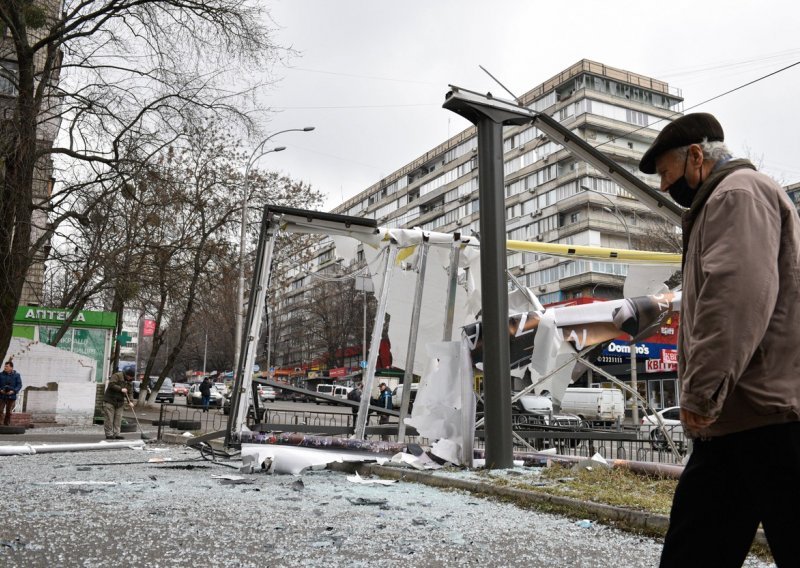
left=223, top=205, right=480, bottom=448
left=224, top=86, right=685, bottom=465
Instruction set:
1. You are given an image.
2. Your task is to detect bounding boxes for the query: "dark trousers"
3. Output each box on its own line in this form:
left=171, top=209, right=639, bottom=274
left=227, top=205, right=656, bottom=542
left=0, top=398, right=15, bottom=425
left=661, top=422, right=800, bottom=567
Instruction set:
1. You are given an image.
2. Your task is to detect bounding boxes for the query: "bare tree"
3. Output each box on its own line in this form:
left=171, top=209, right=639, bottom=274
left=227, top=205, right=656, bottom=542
left=0, top=0, right=279, bottom=359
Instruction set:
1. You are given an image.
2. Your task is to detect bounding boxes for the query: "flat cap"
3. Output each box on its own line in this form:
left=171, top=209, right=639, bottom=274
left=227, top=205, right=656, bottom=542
left=639, top=113, right=724, bottom=174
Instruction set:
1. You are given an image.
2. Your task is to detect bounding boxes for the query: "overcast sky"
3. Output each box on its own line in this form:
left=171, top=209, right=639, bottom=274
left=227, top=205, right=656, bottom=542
left=257, top=0, right=800, bottom=211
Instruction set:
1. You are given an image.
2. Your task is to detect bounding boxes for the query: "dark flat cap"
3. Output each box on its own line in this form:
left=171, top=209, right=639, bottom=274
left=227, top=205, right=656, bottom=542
left=639, top=113, right=724, bottom=174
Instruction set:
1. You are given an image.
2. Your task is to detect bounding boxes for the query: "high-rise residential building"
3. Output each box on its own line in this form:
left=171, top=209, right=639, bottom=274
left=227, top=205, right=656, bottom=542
left=332, top=59, right=683, bottom=303
left=271, top=60, right=684, bottom=374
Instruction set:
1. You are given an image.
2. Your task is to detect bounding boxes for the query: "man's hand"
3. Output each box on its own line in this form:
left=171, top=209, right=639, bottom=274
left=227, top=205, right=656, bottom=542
left=121, top=388, right=127, bottom=394
left=129, top=402, right=135, bottom=408
left=681, top=408, right=715, bottom=433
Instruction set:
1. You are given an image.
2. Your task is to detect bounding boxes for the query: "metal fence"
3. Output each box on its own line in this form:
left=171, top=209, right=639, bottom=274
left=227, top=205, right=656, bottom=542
left=151, top=403, right=687, bottom=465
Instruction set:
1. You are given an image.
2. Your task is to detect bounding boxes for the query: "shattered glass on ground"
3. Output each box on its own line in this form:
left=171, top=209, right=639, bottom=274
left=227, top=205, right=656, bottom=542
left=0, top=443, right=775, bottom=567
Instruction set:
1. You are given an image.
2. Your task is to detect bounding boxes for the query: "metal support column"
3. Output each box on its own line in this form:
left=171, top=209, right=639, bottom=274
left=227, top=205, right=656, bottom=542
left=442, top=237, right=461, bottom=341
left=354, top=242, right=399, bottom=440
left=226, top=207, right=277, bottom=447
left=630, top=340, right=640, bottom=426
left=443, top=92, right=531, bottom=469
left=398, top=238, right=430, bottom=439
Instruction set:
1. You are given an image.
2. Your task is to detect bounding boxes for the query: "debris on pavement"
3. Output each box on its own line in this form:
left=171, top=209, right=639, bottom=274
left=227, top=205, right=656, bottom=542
left=346, top=471, right=396, bottom=485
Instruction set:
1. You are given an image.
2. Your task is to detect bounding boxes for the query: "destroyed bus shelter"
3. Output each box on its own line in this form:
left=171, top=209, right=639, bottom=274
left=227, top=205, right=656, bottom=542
left=223, top=203, right=684, bottom=466
left=226, top=86, right=686, bottom=467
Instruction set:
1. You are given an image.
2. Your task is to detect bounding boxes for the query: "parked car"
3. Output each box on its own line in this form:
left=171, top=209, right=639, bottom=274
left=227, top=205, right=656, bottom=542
left=392, top=383, right=418, bottom=410
left=276, top=388, right=307, bottom=403
left=186, top=384, right=224, bottom=408
left=214, top=382, right=229, bottom=396
left=640, top=406, right=685, bottom=451
left=173, top=383, right=189, bottom=396
left=131, top=377, right=174, bottom=403
left=154, top=378, right=174, bottom=403
left=258, top=385, right=276, bottom=402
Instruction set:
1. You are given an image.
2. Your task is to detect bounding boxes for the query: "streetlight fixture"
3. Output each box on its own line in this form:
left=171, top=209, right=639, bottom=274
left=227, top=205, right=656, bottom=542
left=233, top=127, right=315, bottom=380
left=580, top=185, right=639, bottom=426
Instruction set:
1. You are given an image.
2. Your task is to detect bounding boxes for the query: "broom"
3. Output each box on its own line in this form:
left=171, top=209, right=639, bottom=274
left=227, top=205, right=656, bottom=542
left=125, top=393, right=151, bottom=441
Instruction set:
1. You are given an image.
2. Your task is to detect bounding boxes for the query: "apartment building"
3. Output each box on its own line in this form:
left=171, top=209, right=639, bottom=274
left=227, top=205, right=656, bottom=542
left=333, top=59, right=682, bottom=302
left=272, top=60, right=685, bottom=372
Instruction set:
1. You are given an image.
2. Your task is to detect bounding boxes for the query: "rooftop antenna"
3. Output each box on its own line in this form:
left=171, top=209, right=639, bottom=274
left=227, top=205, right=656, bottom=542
left=479, top=65, right=521, bottom=105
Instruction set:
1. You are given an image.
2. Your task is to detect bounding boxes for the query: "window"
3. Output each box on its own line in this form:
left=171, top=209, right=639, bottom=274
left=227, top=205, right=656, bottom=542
left=0, top=60, right=18, bottom=96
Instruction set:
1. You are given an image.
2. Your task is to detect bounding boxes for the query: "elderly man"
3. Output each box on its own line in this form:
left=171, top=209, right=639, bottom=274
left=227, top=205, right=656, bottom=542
left=639, top=113, right=800, bottom=567
left=103, top=367, right=135, bottom=439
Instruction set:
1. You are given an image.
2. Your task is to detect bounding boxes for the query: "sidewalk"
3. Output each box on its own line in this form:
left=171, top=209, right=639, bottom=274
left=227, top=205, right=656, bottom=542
left=0, top=408, right=158, bottom=444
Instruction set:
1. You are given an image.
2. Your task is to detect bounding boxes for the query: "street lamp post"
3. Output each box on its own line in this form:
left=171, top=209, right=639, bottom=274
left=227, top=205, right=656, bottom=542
left=580, top=185, right=639, bottom=426
left=233, top=127, right=315, bottom=380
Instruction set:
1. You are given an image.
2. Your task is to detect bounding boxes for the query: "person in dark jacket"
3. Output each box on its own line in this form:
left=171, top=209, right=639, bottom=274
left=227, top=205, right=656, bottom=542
left=103, top=367, right=135, bottom=439
left=376, top=383, right=392, bottom=425
left=0, top=360, right=22, bottom=426
left=640, top=113, right=800, bottom=568
left=347, top=383, right=363, bottom=432
left=199, top=377, right=212, bottom=412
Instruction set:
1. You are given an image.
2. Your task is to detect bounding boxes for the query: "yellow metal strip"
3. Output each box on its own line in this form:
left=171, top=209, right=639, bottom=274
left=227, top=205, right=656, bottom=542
left=507, top=240, right=682, bottom=265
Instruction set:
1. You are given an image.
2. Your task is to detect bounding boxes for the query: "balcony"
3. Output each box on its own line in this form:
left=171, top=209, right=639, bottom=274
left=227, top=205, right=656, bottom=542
left=560, top=271, right=624, bottom=292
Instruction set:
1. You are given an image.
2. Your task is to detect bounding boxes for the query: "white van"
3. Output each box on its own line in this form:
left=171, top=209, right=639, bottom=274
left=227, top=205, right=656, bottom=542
left=512, top=393, right=581, bottom=428
left=559, top=387, right=625, bottom=424
left=315, top=384, right=352, bottom=404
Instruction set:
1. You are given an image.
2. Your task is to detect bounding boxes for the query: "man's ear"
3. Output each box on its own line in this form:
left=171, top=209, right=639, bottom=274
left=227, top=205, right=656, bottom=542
left=688, top=143, right=704, bottom=166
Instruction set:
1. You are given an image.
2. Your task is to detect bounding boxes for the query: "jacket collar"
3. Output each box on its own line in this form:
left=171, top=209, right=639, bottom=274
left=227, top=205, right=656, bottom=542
left=681, top=159, right=756, bottom=264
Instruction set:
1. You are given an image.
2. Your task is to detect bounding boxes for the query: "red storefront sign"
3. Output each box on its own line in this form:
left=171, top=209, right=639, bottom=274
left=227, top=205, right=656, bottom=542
left=661, top=349, right=677, bottom=365
left=142, top=319, right=156, bottom=337
left=646, top=358, right=678, bottom=373
left=328, top=367, right=347, bottom=378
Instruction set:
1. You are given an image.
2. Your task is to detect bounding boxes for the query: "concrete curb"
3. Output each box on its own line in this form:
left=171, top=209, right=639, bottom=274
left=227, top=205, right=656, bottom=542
left=356, top=463, right=768, bottom=548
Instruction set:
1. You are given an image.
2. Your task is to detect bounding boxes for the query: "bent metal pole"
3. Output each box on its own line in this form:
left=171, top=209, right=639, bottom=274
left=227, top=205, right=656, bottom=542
left=398, top=237, right=430, bottom=440
left=0, top=440, right=146, bottom=455
left=354, top=242, right=399, bottom=440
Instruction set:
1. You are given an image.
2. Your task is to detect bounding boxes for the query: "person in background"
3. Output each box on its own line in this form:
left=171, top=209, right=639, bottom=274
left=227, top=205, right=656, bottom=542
left=103, top=367, right=135, bottom=439
left=199, top=376, right=212, bottom=412
left=376, top=382, right=392, bottom=425
left=639, top=112, right=800, bottom=567
left=347, top=382, right=363, bottom=432
left=0, top=361, right=22, bottom=426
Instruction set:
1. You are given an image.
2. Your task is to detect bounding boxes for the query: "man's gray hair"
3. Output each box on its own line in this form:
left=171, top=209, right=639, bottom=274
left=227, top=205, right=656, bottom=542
left=674, top=138, right=732, bottom=162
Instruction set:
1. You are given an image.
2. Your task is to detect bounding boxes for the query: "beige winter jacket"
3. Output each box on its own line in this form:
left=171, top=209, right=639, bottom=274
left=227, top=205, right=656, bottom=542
left=679, top=162, right=800, bottom=438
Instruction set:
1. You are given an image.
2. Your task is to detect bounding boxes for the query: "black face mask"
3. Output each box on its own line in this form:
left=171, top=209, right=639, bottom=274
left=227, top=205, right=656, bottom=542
left=667, top=150, right=707, bottom=208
